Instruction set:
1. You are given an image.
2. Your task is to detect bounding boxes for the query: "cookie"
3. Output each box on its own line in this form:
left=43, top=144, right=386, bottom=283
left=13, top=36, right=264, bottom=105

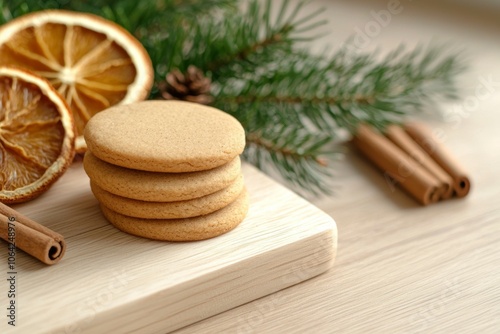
left=91, top=174, right=244, bottom=219
left=101, top=189, right=249, bottom=241
left=83, top=151, right=241, bottom=201
left=84, top=100, right=246, bottom=172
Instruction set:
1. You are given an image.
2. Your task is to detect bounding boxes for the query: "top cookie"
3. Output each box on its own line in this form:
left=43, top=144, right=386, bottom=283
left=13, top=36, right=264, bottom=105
left=84, top=100, right=245, bottom=172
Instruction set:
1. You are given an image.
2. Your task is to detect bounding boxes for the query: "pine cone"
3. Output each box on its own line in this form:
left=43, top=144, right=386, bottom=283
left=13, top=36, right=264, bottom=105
left=159, top=65, right=213, bottom=105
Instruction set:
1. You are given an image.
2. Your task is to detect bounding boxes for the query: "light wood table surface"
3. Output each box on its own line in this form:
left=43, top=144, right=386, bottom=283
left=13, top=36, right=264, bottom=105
left=175, top=1, right=500, bottom=333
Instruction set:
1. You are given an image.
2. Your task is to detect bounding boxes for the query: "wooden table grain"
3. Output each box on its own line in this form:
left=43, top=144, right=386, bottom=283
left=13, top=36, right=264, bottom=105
left=174, top=1, right=500, bottom=333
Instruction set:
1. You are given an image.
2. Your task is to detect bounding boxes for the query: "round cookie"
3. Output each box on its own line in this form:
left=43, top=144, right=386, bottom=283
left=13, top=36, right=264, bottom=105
left=84, top=100, right=245, bottom=172
left=91, top=174, right=244, bottom=219
left=101, top=189, right=249, bottom=241
left=83, top=151, right=241, bottom=201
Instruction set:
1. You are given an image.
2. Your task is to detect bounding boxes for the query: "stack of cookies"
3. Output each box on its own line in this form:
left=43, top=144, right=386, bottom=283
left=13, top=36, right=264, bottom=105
left=82, top=100, right=248, bottom=241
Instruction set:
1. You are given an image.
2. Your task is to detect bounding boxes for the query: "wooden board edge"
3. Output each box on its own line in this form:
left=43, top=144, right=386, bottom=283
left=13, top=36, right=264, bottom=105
left=66, top=218, right=337, bottom=334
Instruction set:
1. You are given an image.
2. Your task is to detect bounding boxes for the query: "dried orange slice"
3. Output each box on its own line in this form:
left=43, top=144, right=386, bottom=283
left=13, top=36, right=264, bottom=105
left=0, top=67, right=75, bottom=203
left=0, top=10, right=154, bottom=152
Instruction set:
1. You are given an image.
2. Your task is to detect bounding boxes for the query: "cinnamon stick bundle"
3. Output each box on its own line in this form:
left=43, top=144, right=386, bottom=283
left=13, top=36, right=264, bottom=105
left=352, top=124, right=441, bottom=205
left=385, top=125, right=454, bottom=199
left=0, top=203, right=66, bottom=265
left=404, top=122, right=471, bottom=198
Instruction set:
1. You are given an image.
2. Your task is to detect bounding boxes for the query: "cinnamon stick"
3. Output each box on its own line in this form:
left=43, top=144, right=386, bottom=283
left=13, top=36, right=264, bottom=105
left=385, top=125, right=454, bottom=199
left=0, top=203, right=66, bottom=265
left=404, top=122, right=471, bottom=198
left=352, top=124, right=441, bottom=205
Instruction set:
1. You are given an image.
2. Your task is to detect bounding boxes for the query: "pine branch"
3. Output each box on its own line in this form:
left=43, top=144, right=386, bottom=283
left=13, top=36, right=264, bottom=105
left=215, top=46, right=464, bottom=133
left=244, top=125, right=334, bottom=196
left=213, top=44, right=463, bottom=193
left=181, top=0, right=327, bottom=81
left=218, top=93, right=374, bottom=106
left=246, top=132, right=329, bottom=167
left=207, top=23, right=292, bottom=72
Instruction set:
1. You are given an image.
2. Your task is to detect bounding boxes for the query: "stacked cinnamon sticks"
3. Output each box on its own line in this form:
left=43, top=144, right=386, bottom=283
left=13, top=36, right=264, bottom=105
left=352, top=122, right=471, bottom=205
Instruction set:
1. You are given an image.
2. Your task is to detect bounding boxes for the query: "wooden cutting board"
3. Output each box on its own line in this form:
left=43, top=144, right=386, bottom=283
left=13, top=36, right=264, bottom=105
left=0, top=162, right=337, bottom=333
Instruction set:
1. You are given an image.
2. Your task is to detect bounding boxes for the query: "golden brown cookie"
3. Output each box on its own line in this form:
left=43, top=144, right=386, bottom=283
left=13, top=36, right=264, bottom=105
left=84, top=100, right=245, bottom=172
left=83, top=151, right=241, bottom=201
left=101, top=189, right=249, bottom=241
left=91, top=174, right=244, bottom=219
